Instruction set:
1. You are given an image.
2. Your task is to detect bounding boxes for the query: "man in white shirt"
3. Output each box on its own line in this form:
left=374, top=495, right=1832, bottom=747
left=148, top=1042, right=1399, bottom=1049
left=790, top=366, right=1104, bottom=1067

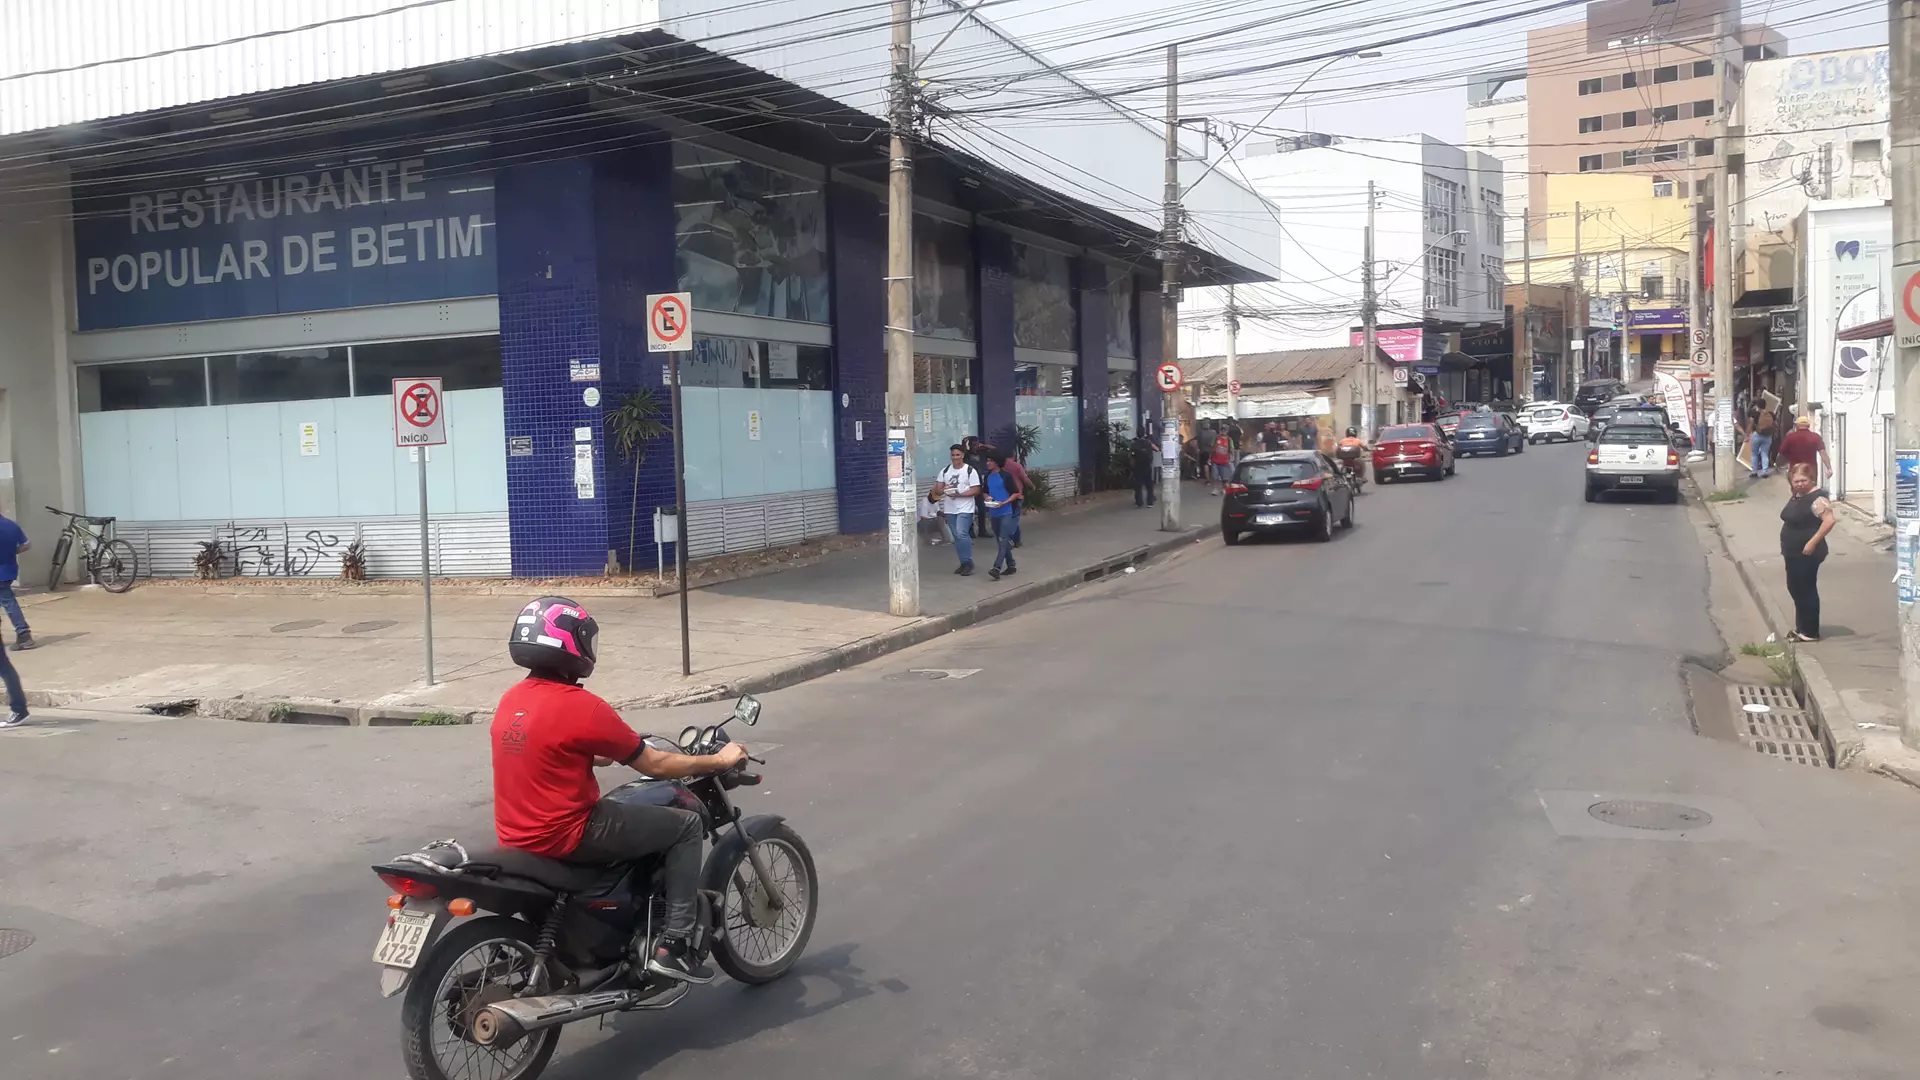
left=931, top=444, right=981, bottom=575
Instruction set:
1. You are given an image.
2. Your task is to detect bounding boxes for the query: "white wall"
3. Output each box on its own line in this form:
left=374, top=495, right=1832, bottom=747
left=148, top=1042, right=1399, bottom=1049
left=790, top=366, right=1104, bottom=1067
left=1467, top=95, right=1530, bottom=258
left=1803, top=202, right=1893, bottom=506
left=1741, top=48, right=1891, bottom=238
left=0, top=170, right=78, bottom=565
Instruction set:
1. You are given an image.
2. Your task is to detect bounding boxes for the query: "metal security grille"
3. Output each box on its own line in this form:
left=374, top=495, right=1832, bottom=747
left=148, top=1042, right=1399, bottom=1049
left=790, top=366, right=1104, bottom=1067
left=685, top=490, right=840, bottom=559
left=117, top=513, right=511, bottom=579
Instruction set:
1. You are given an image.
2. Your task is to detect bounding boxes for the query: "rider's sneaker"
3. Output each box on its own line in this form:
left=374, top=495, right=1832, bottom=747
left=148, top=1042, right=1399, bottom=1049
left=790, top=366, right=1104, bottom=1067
left=647, top=937, right=715, bottom=984
left=0, top=712, right=26, bottom=728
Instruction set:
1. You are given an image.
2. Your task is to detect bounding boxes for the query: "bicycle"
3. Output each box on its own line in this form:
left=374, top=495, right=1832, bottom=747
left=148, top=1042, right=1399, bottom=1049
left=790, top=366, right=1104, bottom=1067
left=45, top=506, right=139, bottom=593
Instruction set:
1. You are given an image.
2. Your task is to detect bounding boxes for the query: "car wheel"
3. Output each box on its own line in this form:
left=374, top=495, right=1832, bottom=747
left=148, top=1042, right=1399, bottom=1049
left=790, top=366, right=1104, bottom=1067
left=1339, top=494, right=1354, bottom=529
left=1446, top=458, right=1456, bottom=476
left=1223, top=528, right=1241, bottom=546
left=1584, top=482, right=1598, bottom=503
left=1314, top=506, right=1334, bottom=542
left=1516, top=438, right=1525, bottom=454
left=1661, top=485, right=1680, bottom=504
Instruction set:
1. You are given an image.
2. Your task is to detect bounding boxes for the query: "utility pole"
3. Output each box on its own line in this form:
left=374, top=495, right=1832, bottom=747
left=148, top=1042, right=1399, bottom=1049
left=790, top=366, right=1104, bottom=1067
left=1225, top=283, right=1240, bottom=424
left=1710, top=18, right=1736, bottom=493
left=884, top=0, right=920, bottom=615
left=1572, top=201, right=1585, bottom=383
left=1362, top=181, right=1379, bottom=439
left=1618, top=232, right=1629, bottom=382
left=1688, top=196, right=1706, bottom=446
left=1518, top=206, right=1533, bottom=403
left=1159, top=43, right=1182, bottom=532
left=1890, top=0, right=1920, bottom=750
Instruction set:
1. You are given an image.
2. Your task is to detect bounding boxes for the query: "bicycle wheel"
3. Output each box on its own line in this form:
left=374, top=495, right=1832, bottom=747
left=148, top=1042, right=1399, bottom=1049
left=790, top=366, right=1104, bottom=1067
left=94, top=539, right=139, bottom=593
left=47, top=534, right=72, bottom=592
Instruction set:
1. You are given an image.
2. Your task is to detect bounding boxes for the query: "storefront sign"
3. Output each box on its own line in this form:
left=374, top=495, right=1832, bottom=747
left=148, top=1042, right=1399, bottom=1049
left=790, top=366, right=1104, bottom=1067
left=1588, top=297, right=1616, bottom=329
left=569, top=358, right=600, bottom=382
left=74, top=157, right=496, bottom=331
left=1626, top=307, right=1687, bottom=332
left=1349, top=328, right=1423, bottom=364
left=1768, top=309, right=1802, bottom=352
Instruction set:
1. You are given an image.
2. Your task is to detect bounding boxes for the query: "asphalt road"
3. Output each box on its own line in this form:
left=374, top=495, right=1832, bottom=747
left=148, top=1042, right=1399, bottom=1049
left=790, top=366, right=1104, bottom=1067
left=6, top=441, right=1920, bottom=1079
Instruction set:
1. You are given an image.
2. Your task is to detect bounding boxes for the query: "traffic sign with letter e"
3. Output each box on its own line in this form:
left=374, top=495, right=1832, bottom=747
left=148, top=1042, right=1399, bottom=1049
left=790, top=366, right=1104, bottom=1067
left=647, top=292, right=694, bottom=352
left=1896, top=263, right=1920, bottom=349
left=1154, top=362, right=1184, bottom=393
left=1228, top=378, right=1242, bottom=395
left=393, top=377, right=446, bottom=447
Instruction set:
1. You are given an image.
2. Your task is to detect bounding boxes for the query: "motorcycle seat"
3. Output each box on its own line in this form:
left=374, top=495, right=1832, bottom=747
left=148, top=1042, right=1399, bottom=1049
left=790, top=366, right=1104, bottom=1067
left=473, top=845, right=618, bottom=893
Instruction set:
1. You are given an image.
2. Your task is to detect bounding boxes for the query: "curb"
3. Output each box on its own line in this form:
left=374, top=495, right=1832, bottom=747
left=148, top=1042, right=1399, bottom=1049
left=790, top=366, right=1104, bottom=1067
left=1689, top=471, right=1867, bottom=768
left=615, top=522, right=1221, bottom=709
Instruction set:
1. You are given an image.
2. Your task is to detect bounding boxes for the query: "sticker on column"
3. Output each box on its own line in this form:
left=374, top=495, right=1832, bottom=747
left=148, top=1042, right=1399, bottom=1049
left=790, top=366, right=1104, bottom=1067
left=299, top=422, right=320, bottom=457
left=584, top=387, right=601, bottom=407
left=574, top=443, right=595, bottom=499
left=855, top=420, right=865, bottom=441
left=921, top=408, right=932, bottom=434
left=748, top=411, right=762, bottom=441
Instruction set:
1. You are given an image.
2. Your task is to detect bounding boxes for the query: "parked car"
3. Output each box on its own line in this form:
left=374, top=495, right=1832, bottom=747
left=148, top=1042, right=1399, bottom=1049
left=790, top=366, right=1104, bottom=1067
left=1435, top=409, right=1468, bottom=438
left=1453, top=411, right=1526, bottom=456
left=1589, top=404, right=1673, bottom=444
left=1585, top=423, right=1682, bottom=502
left=1221, top=451, right=1356, bottom=545
left=1574, top=378, right=1627, bottom=415
left=1372, top=423, right=1454, bottom=483
left=1525, top=404, right=1590, bottom=443
left=1513, top=402, right=1564, bottom=435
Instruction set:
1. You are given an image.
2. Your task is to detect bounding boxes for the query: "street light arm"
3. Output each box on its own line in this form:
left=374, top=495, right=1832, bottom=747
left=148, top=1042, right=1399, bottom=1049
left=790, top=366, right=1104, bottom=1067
left=1179, top=51, right=1377, bottom=198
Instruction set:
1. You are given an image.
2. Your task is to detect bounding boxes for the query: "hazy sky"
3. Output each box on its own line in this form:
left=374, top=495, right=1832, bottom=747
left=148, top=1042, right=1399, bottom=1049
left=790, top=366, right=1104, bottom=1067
left=965, top=0, right=1887, bottom=146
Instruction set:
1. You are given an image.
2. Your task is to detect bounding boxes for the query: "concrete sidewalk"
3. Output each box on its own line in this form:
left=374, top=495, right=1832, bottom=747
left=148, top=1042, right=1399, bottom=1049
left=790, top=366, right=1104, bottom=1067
left=11, top=485, right=1218, bottom=719
left=1690, top=461, right=1920, bottom=781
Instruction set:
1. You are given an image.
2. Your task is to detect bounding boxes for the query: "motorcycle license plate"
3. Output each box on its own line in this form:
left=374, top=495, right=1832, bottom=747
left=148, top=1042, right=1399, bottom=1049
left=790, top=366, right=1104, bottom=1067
left=373, top=909, right=435, bottom=969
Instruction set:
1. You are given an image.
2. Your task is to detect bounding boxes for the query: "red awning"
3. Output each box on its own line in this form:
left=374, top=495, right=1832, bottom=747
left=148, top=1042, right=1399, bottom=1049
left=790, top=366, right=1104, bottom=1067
left=1837, top=317, right=1894, bottom=341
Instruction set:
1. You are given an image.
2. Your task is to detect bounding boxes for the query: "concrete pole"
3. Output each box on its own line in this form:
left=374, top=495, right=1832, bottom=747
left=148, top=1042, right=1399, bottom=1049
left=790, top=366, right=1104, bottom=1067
left=885, top=0, right=921, bottom=615
left=1619, top=232, right=1629, bottom=383
left=1573, top=201, right=1585, bottom=384
left=1518, top=206, right=1533, bottom=404
left=1710, top=20, right=1737, bottom=493
left=1689, top=197, right=1706, bottom=444
left=1890, top=0, right=1920, bottom=750
left=1226, top=283, right=1239, bottom=424
left=1362, top=181, right=1379, bottom=439
left=1159, top=43, right=1182, bottom=532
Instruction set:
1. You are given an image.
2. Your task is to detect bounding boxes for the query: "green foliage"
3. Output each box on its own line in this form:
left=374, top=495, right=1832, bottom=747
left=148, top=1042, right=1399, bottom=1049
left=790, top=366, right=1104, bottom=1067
left=1084, top=416, right=1134, bottom=491
left=265, top=702, right=293, bottom=723
left=412, top=710, right=465, bottom=727
left=604, top=389, right=672, bottom=573
left=1704, top=489, right=1747, bottom=503
left=1013, top=424, right=1042, bottom=465
left=1022, top=468, right=1054, bottom=511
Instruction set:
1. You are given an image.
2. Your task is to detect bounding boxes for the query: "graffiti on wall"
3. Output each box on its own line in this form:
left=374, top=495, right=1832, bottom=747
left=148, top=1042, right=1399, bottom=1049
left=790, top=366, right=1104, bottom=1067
left=222, top=525, right=346, bottom=577
left=1743, top=48, right=1892, bottom=231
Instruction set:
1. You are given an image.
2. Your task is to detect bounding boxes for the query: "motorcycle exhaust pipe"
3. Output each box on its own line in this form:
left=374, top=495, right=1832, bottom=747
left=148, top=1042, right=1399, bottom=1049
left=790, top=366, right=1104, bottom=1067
left=473, top=983, right=691, bottom=1047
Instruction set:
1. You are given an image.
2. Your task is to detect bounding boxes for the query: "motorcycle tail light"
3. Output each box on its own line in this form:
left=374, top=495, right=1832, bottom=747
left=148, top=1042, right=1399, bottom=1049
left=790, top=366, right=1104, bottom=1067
left=378, top=873, right=439, bottom=899
left=1292, top=476, right=1326, bottom=490
left=1223, top=482, right=1248, bottom=495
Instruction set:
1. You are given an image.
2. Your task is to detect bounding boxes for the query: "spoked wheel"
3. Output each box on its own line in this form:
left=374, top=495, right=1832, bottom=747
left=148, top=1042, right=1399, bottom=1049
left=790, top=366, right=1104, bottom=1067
left=401, top=916, right=559, bottom=1080
left=47, top=535, right=71, bottom=592
left=714, top=824, right=818, bottom=985
left=94, top=539, right=139, bottom=593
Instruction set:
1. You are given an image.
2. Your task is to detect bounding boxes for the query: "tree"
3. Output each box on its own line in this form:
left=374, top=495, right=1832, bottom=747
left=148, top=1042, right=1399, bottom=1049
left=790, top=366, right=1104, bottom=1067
left=604, top=388, right=671, bottom=573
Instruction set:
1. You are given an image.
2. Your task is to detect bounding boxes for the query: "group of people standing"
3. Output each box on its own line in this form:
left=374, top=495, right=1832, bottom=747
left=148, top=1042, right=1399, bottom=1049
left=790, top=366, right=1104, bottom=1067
left=926, top=436, right=1025, bottom=580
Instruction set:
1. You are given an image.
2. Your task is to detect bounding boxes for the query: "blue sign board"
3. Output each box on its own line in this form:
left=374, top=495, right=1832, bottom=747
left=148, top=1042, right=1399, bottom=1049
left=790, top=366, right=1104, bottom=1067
left=1897, top=450, right=1918, bottom=606
left=73, top=157, right=496, bottom=331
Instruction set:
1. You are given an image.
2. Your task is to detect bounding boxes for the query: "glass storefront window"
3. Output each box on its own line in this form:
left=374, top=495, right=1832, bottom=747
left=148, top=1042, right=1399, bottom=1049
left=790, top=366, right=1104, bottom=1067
left=1015, top=361, right=1080, bottom=469
left=352, top=336, right=502, bottom=394
left=81, top=357, right=208, bottom=413
left=209, top=348, right=349, bottom=405
left=1106, top=265, right=1137, bottom=357
left=1106, top=369, right=1137, bottom=433
left=679, top=334, right=837, bottom=503
left=1012, top=242, right=1074, bottom=352
left=674, top=144, right=830, bottom=323
left=913, top=215, right=977, bottom=341
left=912, top=353, right=978, bottom=455
left=681, top=335, right=831, bottom=390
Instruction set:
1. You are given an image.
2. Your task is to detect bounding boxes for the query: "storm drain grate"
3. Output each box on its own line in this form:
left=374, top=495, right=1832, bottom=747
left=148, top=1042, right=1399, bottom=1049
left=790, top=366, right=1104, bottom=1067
left=0, top=928, right=35, bottom=959
left=1729, top=683, right=1830, bottom=768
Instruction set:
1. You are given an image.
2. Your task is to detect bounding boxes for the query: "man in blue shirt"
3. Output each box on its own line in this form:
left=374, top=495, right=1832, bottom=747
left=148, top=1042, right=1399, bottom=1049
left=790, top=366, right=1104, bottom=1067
left=983, top=455, right=1022, bottom=581
left=0, top=512, right=31, bottom=651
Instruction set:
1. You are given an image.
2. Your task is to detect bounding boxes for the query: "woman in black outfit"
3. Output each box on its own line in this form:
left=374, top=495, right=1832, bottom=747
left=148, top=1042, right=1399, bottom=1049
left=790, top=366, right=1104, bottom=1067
left=1779, top=462, right=1838, bottom=642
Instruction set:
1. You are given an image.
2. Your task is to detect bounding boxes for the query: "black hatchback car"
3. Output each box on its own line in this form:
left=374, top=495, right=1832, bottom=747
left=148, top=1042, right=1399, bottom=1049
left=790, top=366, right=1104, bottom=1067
left=1574, top=378, right=1627, bottom=416
left=1452, top=411, right=1526, bottom=456
left=1222, top=451, right=1355, bottom=545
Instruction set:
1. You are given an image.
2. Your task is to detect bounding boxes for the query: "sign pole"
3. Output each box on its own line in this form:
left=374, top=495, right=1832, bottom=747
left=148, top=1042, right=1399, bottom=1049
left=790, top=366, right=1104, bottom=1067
left=1893, top=0, right=1920, bottom=750
left=646, top=291, right=697, bottom=676
left=1160, top=43, right=1183, bottom=533
left=418, top=450, right=435, bottom=685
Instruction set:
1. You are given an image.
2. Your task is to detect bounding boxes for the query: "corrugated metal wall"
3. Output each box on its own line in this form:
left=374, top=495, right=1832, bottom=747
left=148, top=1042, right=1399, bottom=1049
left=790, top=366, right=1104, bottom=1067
left=116, top=511, right=511, bottom=578
left=685, top=489, right=839, bottom=560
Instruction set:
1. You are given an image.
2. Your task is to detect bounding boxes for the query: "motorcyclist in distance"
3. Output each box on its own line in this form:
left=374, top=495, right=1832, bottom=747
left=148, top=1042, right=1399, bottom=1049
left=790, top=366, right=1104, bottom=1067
left=1336, top=426, right=1369, bottom=483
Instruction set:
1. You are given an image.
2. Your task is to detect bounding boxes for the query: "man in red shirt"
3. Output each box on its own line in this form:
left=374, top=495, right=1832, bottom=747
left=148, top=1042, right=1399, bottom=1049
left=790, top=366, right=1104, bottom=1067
left=1776, top=415, right=1831, bottom=484
left=493, top=596, right=746, bottom=983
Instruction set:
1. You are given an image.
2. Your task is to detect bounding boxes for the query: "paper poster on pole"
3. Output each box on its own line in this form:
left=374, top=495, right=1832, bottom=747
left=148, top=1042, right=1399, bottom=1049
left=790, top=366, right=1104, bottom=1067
left=1896, top=451, right=1918, bottom=606
left=573, top=443, right=595, bottom=500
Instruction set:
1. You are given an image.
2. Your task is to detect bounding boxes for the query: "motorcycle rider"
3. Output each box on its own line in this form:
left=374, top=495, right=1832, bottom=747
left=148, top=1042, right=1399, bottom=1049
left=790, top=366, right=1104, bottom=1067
left=1336, top=426, right=1369, bottom=482
left=491, top=596, right=748, bottom=984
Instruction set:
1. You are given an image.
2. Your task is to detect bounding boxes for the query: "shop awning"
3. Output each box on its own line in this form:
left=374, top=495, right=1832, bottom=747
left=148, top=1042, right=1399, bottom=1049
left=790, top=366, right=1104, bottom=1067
left=1838, top=317, right=1894, bottom=341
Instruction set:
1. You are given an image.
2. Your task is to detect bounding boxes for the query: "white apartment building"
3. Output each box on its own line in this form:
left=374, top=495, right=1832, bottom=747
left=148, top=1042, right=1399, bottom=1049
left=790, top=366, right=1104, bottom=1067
left=1465, top=67, right=1531, bottom=261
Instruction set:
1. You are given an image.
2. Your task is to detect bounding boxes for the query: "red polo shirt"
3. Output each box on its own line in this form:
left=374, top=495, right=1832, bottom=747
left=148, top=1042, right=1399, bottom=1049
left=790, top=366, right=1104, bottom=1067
left=1778, top=428, right=1825, bottom=470
left=490, top=678, right=644, bottom=856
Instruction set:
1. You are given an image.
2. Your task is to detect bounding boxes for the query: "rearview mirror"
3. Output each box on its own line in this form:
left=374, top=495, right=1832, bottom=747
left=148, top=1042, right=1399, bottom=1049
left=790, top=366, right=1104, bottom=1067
left=732, top=694, right=762, bottom=727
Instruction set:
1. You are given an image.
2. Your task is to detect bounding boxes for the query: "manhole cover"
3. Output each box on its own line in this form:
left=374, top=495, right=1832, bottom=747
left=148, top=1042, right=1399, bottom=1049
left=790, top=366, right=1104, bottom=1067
left=884, top=670, right=949, bottom=681
left=271, top=619, right=324, bottom=633
left=1587, top=800, right=1713, bottom=831
left=343, top=620, right=397, bottom=634
left=0, top=928, right=35, bottom=959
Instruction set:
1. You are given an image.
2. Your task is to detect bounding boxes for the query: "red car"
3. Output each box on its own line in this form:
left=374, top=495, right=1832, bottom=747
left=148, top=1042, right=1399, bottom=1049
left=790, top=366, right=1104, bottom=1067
left=1434, top=409, right=1470, bottom=438
left=1373, top=422, right=1455, bottom=483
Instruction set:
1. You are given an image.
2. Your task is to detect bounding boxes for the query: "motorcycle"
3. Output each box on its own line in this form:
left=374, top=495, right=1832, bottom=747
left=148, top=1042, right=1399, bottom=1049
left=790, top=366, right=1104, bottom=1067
left=1336, top=447, right=1368, bottom=492
left=369, top=694, right=816, bottom=1080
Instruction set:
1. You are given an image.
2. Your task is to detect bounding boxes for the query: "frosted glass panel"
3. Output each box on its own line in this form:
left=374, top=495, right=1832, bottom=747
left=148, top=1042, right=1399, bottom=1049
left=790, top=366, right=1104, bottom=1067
left=681, top=387, right=836, bottom=501
left=914, top=393, right=977, bottom=463
left=798, top=391, right=836, bottom=490
left=1016, top=394, right=1080, bottom=468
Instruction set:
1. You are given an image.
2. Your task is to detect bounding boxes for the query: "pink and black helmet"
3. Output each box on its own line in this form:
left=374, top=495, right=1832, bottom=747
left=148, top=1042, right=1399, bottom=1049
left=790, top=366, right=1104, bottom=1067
left=508, top=596, right=599, bottom=680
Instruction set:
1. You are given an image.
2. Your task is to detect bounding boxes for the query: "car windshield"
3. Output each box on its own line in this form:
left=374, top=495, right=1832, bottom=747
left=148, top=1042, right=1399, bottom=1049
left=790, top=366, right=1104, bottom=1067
left=1530, top=407, right=1565, bottom=419
left=1458, top=414, right=1502, bottom=429
left=1601, top=424, right=1668, bottom=444
left=1379, top=426, right=1430, bottom=441
left=1618, top=409, right=1667, bottom=424
left=1593, top=407, right=1619, bottom=423
left=1237, top=460, right=1317, bottom=484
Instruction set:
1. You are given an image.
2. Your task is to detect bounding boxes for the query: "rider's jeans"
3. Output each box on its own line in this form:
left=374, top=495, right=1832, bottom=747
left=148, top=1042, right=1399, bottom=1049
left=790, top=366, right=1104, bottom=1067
left=569, top=800, right=703, bottom=941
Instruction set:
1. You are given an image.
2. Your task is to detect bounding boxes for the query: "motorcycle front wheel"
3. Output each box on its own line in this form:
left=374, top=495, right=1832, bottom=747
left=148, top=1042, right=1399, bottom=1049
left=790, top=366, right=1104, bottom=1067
left=714, top=823, right=819, bottom=985
left=400, top=915, right=560, bottom=1080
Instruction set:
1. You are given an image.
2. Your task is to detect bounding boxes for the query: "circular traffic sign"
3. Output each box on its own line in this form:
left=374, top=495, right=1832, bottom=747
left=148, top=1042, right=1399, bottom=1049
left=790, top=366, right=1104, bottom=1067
left=1228, top=378, right=1242, bottom=395
left=400, top=382, right=440, bottom=427
left=1903, top=270, right=1920, bottom=328
left=1691, top=347, right=1711, bottom=370
left=1154, top=362, right=1184, bottom=393
left=650, top=294, right=690, bottom=345
left=1392, top=365, right=1409, bottom=385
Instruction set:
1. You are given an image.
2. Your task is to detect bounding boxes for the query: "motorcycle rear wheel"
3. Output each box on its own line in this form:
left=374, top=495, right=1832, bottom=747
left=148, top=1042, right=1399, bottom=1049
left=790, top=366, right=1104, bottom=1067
left=401, top=915, right=560, bottom=1080
left=713, top=823, right=818, bottom=985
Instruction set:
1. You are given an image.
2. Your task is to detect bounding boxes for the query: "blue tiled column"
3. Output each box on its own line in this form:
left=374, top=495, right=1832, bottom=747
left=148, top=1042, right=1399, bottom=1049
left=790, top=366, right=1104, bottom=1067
left=1076, top=257, right=1110, bottom=474
left=976, top=228, right=1016, bottom=448
left=497, top=139, right=677, bottom=576
left=829, top=183, right=885, bottom=535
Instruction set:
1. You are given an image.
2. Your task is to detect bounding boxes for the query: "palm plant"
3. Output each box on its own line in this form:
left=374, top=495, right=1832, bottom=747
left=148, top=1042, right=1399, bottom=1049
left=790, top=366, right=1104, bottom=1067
left=605, top=388, right=671, bottom=573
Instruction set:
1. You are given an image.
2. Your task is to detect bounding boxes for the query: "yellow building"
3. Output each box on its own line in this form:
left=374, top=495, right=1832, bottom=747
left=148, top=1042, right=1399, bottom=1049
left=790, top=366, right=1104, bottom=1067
left=1513, top=173, right=1695, bottom=382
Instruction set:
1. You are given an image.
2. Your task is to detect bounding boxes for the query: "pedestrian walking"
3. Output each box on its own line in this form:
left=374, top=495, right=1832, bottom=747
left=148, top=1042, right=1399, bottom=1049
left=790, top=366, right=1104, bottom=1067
left=963, top=437, right=997, bottom=538
left=1208, top=428, right=1234, bottom=495
left=1300, top=417, right=1318, bottom=453
left=1780, top=462, right=1837, bottom=642
left=1001, top=452, right=1029, bottom=548
left=931, top=445, right=981, bottom=575
left=0, top=510, right=31, bottom=650
left=1260, top=422, right=1282, bottom=452
left=983, top=455, right=1021, bottom=580
left=1131, top=422, right=1158, bottom=507
left=1777, top=415, right=1831, bottom=485
left=1747, top=403, right=1776, bottom=477
left=918, top=484, right=944, bottom=545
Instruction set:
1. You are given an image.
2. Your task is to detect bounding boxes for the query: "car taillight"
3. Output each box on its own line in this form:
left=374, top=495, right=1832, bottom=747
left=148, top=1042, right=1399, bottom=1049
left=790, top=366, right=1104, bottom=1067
left=378, top=873, right=439, bottom=899
left=1292, top=476, right=1326, bottom=490
left=1587, top=449, right=1599, bottom=464
left=1667, top=449, right=1680, bottom=465
left=1415, top=443, right=1433, bottom=452
left=1224, top=482, right=1247, bottom=495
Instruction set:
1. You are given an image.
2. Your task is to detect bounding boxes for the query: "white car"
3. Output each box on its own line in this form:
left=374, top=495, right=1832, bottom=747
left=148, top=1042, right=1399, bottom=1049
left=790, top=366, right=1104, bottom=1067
left=1513, top=402, right=1563, bottom=433
left=1525, top=404, right=1591, bottom=443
